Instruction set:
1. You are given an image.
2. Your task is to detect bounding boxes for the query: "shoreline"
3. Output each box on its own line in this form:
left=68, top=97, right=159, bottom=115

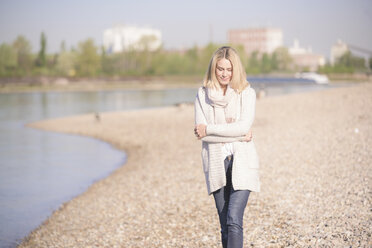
left=0, top=81, right=202, bottom=94
left=20, top=83, right=371, bottom=247
left=1, top=74, right=369, bottom=94
left=0, top=76, right=203, bottom=94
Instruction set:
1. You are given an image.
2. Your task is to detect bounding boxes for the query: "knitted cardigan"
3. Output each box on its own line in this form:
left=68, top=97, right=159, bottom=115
left=194, top=86, right=260, bottom=195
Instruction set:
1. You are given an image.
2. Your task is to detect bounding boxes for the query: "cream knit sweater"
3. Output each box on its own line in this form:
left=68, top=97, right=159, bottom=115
left=194, top=86, right=260, bottom=195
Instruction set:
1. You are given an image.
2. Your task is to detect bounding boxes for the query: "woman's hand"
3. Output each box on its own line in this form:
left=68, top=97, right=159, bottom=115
left=194, top=124, right=207, bottom=139
left=244, top=129, right=253, bottom=142
left=194, top=125, right=253, bottom=141
left=226, top=117, right=235, bottom=123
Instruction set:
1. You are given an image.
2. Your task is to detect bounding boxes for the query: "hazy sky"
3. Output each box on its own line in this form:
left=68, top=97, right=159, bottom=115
left=0, top=0, right=371, bottom=59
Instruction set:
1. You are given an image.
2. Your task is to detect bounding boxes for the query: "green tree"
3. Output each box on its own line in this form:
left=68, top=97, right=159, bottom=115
left=260, top=53, right=271, bottom=73
left=337, top=51, right=365, bottom=70
left=183, top=45, right=199, bottom=74
left=369, top=57, right=372, bottom=71
left=76, top=39, right=100, bottom=76
left=137, top=35, right=158, bottom=51
left=318, top=63, right=353, bottom=74
left=12, top=35, right=33, bottom=73
left=0, top=43, right=17, bottom=76
left=60, top=41, right=66, bottom=53
left=36, top=32, right=47, bottom=67
left=151, top=51, right=168, bottom=75
left=199, top=43, right=220, bottom=73
left=270, top=52, right=278, bottom=71
left=100, top=45, right=111, bottom=75
left=56, top=50, right=77, bottom=76
left=273, top=47, right=292, bottom=71
left=233, top=45, right=248, bottom=69
left=163, top=53, right=184, bottom=74
left=246, top=51, right=260, bottom=74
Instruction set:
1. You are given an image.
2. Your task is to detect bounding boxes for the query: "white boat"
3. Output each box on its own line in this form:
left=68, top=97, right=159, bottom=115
left=295, top=72, right=329, bottom=84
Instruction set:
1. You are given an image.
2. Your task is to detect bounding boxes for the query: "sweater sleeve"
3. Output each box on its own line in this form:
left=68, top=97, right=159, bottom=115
left=194, top=88, right=208, bottom=125
left=201, top=135, right=246, bottom=143
left=206, top=87, right=256, bottom=137
left=195, top=88, right=244, bottom=143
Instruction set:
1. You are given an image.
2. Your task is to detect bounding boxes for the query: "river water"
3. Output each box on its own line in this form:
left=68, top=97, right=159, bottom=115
left=0, top=79, right=341, bottom=247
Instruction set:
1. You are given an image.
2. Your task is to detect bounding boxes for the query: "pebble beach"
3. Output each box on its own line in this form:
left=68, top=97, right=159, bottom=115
left=21, top=83, right=371, bottom=247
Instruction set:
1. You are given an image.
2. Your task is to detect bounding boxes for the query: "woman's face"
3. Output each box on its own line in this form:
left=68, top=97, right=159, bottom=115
left=215, top=58, right=232, bottom=88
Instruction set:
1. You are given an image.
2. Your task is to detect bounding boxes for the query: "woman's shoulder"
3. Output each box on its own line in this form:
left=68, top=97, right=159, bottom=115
left=197, top=86, right=207, bottom=97
left=241, top=85, right=256, bottom=97
left=198, top=86, right=206, bottom=91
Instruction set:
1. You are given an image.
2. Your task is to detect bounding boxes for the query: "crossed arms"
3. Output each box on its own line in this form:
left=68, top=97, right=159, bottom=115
left=194, top=88, right=256, bottom=143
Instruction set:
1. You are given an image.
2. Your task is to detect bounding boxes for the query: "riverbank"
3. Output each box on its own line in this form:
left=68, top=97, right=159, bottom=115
left=0, top=75, right=202, bottom=93
left=1, top=74, right=370, bottom=94
left=21, top=83, right=371, bottom=247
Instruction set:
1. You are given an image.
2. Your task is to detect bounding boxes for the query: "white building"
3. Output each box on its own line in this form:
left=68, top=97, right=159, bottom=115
left=289, top=39, right=325, bottom=72
left=103, top=25, right=162, bottom=53
left=289, top=39, right=310, bottom=55
left=330, top=40, right=349, bottom=65
left=228, top=28, right=283, bottom=54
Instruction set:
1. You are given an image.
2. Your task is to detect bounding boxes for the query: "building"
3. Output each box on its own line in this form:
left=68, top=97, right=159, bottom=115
left=103, top=25, right=162, bottom=53
left=330, top=40, right=349, bottom=65
left=228, top=28, right=283, bottom=54
left=289, top=39, right=325, bottom=71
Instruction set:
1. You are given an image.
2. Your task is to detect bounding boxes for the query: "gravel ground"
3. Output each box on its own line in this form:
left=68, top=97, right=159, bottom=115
left=21, top=83, right=371, bottom=247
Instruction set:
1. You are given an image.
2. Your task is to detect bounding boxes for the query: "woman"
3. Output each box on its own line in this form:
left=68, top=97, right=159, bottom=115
left=194, top=46, right=260, bottom=248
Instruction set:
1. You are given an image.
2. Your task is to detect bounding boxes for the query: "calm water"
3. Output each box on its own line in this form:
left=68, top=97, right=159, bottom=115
left=0, top=80, right=342, bottom=247
left=0, top=88, right=199, bottom=247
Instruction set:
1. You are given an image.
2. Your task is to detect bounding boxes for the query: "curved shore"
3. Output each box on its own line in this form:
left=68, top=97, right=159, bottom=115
left=21, top=83, right=371, bottom=247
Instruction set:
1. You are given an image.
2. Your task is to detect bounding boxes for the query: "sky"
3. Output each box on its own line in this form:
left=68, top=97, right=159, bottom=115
left=0, top=0, right=371, bottom=59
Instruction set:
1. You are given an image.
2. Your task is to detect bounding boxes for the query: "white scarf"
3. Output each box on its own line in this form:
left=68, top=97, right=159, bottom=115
left=206, top=85, right=239, bottom=124
left=206, top=85, right=240, bottom=191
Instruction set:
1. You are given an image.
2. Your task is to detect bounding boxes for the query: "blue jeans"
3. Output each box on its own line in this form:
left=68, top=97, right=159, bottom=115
left=213, top=156, right=250, bottom=248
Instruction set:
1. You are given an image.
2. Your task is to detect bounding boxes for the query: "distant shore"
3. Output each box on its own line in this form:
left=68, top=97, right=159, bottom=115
left=1, top=73, right=370, bottom=94
left=20, top=83, right=371, bottom=247
left=0, top=75, right=202, bottom=93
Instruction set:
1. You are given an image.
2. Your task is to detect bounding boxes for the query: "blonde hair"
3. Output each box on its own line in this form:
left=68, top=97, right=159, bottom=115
left=203, top=46, right=249, bottom=93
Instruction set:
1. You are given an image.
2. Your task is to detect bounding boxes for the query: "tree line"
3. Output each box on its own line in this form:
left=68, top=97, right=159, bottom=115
left=0, top=33, right=370, bottom=78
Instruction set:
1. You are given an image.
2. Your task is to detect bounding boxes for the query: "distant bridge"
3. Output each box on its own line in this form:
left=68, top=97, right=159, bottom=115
left=346, top=44, right=372, bottom=55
